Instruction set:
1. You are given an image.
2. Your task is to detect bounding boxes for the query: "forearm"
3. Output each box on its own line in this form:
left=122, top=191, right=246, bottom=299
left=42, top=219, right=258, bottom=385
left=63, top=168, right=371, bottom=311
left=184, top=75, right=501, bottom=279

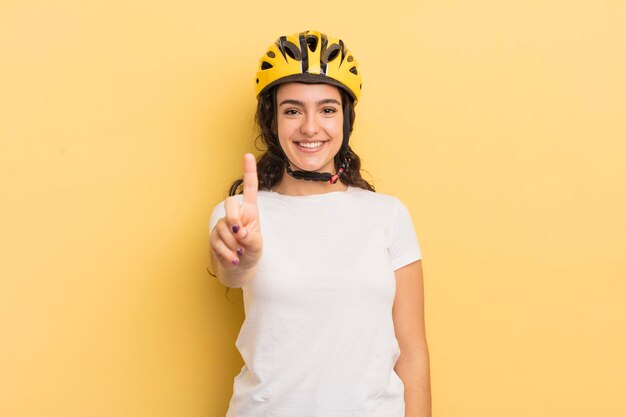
left=394, top=348, right=432, bottom=417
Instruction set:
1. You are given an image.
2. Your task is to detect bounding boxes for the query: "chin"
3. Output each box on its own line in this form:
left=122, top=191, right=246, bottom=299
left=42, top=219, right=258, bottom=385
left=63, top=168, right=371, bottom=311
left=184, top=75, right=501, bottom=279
left=289, top=157, right=335, bottom=173
left=289, top=151, right=338, bottom=172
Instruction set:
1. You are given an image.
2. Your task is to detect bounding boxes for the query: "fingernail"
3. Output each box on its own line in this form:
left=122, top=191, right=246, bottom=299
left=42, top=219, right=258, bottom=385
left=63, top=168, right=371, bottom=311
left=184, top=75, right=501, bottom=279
left=232, top=225, right=240, bottom=234
left=231, top=257, right=240, bottom=266
left=236, top=247, right=244, bottom=257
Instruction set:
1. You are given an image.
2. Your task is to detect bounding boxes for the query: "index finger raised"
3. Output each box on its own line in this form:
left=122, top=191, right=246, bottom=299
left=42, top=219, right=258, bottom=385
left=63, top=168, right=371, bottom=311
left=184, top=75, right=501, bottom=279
left=242, top=153, right=258, bottom=205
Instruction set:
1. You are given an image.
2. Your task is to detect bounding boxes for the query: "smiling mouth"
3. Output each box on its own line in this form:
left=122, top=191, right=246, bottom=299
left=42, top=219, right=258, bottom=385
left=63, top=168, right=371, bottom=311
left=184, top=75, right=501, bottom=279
left=294, top=141, right=328, bottom=149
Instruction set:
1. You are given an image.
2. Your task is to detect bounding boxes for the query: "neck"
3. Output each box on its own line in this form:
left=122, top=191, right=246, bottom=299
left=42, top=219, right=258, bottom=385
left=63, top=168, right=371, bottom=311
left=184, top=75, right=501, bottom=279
left=272, top=171, right=348, bottom=196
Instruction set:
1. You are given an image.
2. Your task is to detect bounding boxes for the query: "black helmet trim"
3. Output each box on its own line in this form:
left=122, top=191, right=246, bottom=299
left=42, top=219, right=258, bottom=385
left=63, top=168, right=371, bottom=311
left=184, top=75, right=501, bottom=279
left=261, top=73, right=357, bottom=102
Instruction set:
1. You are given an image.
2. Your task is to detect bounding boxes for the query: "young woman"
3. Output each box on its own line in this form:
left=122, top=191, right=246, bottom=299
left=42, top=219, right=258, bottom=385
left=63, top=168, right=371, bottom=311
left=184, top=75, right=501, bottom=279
left=209, top=30, right=431, bottom=417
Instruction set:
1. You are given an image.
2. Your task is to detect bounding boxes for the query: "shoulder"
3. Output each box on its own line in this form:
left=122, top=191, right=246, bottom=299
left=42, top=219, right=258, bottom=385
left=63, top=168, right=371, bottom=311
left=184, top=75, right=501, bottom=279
left=348, top=187, right=404, bottom=211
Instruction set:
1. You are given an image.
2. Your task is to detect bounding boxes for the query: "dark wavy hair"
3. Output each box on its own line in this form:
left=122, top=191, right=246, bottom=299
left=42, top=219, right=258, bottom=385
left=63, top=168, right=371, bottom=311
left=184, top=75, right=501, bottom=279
left=227, top=85, right=375, bottom=196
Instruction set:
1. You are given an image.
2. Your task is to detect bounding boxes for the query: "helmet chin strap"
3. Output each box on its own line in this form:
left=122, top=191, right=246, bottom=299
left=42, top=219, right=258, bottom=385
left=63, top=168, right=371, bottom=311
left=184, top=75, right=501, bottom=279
left=284, top=155, right=350, bottom=184
left=270, top=88, right=352, bottom=185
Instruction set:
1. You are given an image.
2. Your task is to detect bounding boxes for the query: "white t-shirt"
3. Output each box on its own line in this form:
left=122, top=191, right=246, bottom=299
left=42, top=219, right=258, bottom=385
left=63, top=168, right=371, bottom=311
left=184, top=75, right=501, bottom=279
left=209, top=186, right=422, bottom=417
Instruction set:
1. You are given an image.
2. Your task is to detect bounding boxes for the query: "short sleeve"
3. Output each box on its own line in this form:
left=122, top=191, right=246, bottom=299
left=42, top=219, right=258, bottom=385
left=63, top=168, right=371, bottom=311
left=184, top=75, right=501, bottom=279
left=389, top=198, right=423, bottom=271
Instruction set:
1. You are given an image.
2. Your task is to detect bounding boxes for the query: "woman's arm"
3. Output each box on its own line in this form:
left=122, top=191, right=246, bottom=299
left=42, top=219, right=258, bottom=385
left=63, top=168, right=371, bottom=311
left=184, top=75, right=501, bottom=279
left=393, top=260, right=432, bottom=417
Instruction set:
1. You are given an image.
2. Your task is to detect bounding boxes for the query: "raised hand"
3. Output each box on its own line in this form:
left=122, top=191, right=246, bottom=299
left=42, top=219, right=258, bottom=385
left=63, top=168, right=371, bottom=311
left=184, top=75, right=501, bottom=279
left=210, top=153, right=263, bottom=273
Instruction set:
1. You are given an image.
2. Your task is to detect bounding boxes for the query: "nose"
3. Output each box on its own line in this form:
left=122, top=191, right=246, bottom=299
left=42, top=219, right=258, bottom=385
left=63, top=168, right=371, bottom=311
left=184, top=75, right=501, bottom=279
left=300, top=113, right=319, bottom=136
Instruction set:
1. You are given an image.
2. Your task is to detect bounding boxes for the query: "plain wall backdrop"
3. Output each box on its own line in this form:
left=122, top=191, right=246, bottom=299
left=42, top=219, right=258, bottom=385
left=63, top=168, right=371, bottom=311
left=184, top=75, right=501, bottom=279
left=1, top=1, right=625, bottom=416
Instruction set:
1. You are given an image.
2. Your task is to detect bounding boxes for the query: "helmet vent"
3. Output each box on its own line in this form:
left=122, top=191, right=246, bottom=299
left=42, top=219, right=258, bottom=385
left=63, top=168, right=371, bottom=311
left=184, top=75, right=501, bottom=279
left=261, top=61, right=273, bottom=70
left=323, top=44, right=340, bottom=63
left=282, top=41, right=301, bottom=60
left=306, top=35, right=318, bottom=52
left=349, top=66, right=358, bottom=75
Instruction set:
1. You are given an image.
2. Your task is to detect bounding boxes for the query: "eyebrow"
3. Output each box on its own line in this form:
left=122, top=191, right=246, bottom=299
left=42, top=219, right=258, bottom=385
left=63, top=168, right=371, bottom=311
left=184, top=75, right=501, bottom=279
left=278, top=98, right=342, bottom=107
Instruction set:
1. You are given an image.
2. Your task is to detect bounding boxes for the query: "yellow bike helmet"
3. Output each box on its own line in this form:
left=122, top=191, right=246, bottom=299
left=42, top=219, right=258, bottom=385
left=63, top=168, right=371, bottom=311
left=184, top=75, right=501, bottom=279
left=255, top=30, right=362, bottom=103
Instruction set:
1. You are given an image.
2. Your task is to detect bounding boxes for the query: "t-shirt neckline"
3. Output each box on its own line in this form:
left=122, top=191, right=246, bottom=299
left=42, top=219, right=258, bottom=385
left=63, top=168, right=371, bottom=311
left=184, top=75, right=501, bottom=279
left=262, top=185, right=355, bottom=201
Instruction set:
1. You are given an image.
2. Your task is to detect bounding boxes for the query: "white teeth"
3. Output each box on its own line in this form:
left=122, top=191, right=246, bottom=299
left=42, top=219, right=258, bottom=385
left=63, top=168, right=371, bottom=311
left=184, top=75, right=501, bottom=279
left=298, top=141, right=324, bottom=149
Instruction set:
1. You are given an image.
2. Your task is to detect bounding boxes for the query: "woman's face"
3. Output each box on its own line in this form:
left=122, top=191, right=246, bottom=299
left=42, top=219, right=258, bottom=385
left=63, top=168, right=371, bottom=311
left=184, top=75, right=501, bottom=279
left=275, top=82, right=343, bottom=174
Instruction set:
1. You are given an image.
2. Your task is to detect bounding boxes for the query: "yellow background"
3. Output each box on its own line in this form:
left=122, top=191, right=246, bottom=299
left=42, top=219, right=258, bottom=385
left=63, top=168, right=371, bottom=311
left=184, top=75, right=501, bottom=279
left=1, top=1, right=625, bottom=416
